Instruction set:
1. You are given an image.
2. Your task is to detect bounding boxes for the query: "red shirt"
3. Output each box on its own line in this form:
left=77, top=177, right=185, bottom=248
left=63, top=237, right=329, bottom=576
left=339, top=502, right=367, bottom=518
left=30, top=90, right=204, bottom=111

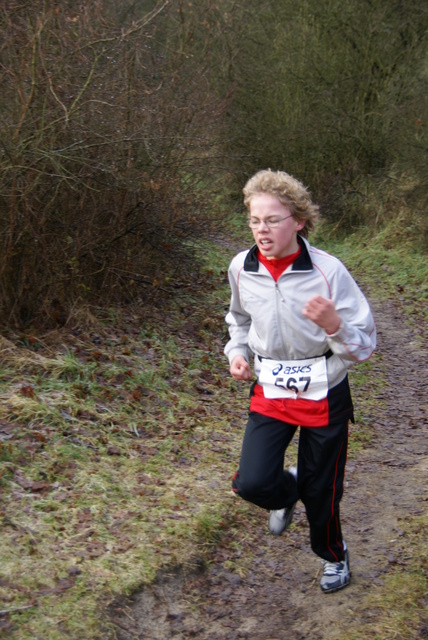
left=257, top=247, right=301, bottom=282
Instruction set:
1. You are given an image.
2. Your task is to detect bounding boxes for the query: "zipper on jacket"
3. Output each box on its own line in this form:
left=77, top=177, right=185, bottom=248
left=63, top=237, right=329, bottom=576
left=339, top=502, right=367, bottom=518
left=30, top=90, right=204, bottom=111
left=274, top=282, right=294, bottom=357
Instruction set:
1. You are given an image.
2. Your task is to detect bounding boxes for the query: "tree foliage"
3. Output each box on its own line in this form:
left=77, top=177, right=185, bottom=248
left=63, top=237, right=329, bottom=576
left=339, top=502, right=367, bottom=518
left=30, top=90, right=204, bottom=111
left=223, top=0, right=427, bottom=230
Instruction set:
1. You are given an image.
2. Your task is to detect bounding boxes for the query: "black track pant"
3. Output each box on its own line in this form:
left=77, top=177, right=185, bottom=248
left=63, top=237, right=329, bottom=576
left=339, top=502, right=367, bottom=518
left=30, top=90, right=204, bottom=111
left=232, top=412, right=348, bottom=563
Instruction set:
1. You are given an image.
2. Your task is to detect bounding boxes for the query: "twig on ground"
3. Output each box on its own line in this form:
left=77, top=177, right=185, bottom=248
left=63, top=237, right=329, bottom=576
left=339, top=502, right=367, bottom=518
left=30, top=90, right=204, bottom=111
left=0, top=604, right=36, bottom=616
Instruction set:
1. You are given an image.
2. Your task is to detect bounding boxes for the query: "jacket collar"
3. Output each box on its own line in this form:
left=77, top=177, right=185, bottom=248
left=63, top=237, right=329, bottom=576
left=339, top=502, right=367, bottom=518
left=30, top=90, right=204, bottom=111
left=243, top=235, right=313, bottom=272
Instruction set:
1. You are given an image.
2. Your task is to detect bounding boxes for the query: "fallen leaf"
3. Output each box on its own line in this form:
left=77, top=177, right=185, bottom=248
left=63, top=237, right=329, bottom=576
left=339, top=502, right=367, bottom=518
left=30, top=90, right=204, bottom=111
left=19, top=383, right=35, bottom=398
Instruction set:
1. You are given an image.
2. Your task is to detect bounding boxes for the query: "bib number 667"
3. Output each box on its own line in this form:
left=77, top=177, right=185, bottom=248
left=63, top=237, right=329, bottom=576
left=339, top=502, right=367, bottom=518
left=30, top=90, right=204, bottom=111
left=275, top=376, right=311, bottom=394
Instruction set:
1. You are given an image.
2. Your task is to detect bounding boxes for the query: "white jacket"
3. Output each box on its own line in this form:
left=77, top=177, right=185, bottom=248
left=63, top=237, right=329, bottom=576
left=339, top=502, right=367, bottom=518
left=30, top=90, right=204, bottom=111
left=225, top=237, right=376, bottom=390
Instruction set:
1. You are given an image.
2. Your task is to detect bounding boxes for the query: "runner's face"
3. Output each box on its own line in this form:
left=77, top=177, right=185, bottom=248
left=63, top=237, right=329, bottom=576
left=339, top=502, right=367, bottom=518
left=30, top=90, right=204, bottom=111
left=249, top=193, right=305, bottom=259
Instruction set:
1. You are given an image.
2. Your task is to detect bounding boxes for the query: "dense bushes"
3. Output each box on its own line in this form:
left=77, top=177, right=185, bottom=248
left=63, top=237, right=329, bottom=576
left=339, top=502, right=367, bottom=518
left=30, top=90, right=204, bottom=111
left=0, top=0, right=426, bottom=327
left=0, top=0, right=231, bottom=326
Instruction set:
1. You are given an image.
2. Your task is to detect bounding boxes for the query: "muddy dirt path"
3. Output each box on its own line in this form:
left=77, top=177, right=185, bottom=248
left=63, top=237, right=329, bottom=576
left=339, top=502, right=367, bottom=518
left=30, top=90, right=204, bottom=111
left=110, top=299, right=427, bottom=639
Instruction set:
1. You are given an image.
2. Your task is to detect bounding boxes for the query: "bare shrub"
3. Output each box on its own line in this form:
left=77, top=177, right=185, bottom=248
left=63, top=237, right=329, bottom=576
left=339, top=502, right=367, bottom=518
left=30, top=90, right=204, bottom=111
left=0, top=0, right=231, bottom=327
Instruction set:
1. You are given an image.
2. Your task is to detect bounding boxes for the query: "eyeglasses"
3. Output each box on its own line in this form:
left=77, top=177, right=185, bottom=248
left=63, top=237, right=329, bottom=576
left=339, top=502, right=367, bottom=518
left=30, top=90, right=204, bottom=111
left=248, top=214, right=293, bottom=229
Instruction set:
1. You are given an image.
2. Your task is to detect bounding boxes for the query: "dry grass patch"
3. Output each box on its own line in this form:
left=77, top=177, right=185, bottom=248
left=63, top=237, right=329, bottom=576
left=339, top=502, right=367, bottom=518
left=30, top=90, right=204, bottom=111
left=0, top=252, right=250, bottom=638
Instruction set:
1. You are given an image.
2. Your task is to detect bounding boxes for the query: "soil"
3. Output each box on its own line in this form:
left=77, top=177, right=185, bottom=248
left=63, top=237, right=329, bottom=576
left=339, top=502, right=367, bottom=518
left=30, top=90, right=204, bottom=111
left=109, top=298, right=428, bottom=640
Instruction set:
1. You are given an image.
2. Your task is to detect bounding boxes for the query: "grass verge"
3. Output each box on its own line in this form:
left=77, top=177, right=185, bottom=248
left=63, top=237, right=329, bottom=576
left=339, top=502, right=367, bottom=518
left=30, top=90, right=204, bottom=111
left=0, top=242, right=245, bottom=638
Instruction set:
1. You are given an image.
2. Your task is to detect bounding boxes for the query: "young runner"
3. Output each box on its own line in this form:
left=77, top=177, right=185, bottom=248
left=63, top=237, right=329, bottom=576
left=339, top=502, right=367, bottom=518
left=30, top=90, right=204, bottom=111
left=225, top=169, right=376, bottom=592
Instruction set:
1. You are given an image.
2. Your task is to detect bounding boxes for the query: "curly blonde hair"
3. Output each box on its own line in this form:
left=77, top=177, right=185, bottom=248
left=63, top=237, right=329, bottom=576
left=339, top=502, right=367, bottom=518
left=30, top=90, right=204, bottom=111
left=243, top=169, right=319, bottom=238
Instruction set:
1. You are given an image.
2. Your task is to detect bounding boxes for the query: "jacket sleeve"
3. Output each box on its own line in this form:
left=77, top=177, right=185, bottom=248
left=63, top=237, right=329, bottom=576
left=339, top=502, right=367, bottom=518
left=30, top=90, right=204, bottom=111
left=224, top=260, right=254, bottom=365
left=326, top=263, right=376, bottom=363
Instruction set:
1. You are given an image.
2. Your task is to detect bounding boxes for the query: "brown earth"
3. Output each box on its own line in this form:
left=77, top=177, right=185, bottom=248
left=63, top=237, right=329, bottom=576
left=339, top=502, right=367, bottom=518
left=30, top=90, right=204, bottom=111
left=110, top=298, right=428, bottom=639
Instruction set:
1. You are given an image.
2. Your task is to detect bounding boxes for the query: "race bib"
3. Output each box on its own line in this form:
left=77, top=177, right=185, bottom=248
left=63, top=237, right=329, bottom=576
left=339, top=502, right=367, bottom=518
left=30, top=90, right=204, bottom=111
left=258, top=355, right=329, bottom=401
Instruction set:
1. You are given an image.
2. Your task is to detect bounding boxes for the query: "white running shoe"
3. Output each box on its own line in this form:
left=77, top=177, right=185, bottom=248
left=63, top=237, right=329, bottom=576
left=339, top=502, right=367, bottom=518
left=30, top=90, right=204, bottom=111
left=320, top=545, right=351, bottom=593
left=268, top=466, right=297, bottom=536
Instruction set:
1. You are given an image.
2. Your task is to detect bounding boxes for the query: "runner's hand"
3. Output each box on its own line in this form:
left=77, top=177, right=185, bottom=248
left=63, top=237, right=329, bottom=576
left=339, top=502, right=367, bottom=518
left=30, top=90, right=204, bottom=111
left=302, top=295, right=341, bottom=335
left=230, top=356, right=253, bottom=381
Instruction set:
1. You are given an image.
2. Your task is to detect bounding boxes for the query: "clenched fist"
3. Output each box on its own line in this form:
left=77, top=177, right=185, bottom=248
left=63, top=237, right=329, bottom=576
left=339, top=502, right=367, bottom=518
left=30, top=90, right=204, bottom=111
left=302, top=295, right=341, bottom=335
left=230, top=355, right=253, bottom=381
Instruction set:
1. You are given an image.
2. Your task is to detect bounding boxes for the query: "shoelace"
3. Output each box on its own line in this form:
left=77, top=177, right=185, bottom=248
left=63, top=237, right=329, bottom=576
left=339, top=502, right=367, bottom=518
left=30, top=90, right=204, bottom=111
left=323, top=560, right=343, bottom=575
